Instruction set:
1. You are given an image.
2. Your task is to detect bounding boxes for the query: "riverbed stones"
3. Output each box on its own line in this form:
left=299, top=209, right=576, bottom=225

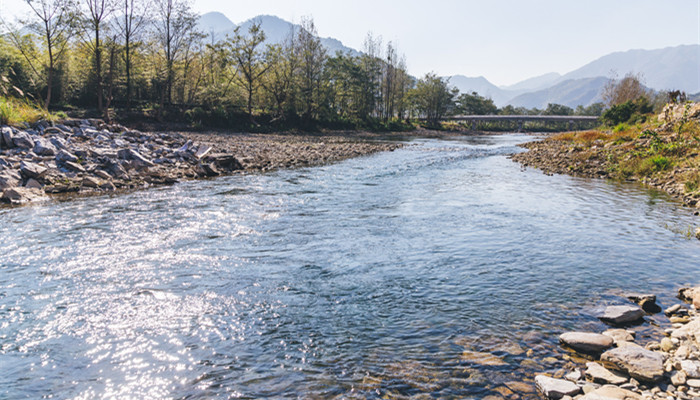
left=600, top=346, right=664, bottom=382
left=585, top=362, right=629, bottom=385
left=0, top=170, right=21, bottom=190
left=599, top=306, right=645, bottom=325
left=560, top=332, right=614, bottom=353
left=1, top=126, right=14, bottom=148
left=33, top=137, right=57, bottom=156
left=535, top=375, right=581, bottom=399
left=63, top=161, right=86, bottom=173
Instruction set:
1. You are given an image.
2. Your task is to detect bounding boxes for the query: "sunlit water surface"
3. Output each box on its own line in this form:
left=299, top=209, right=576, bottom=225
left=1, top=135, right=699, bottom=399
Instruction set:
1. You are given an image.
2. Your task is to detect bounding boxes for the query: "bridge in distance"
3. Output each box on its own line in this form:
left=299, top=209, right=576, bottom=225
left=445, top=115, right=600, bottom=132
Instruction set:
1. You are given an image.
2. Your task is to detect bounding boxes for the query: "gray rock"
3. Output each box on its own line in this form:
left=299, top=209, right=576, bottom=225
left=599, top=305, right=645, bottom=325
left=578, top=385, right=643, bottom=400
left=118, top=148, right=154, bottom=168
left=1, top=126, right=14, bottom=148
left=63, top=161, right=86, bottom=173
left=50, top=136, right=68, bottom=150
left=664, top=304, right=682, bottom=316
left=0, top=170, right=21, bottom=189
left=601, top=346, right=664, bottom=382
left=560, top=332, right=614, bottom=353
left=682, top=360, right=700, bottom=378
left=33, top=137, right=57, bottom=156
left=602, top=329, right=635, bottom=344
left=671, top=371, right=688, bottom=386
left=12, top=131, right=35, bottom=149
left=24, top=178, right=43, bottom=189
left=19, top=161, right=47, bottom=179
left=94, top=170, right=112, bottom=180
left=1, top=187, right=46, bottom=204
left=194, top=144, right=212, bottom=160
left=56, top=149, right=79, bottom=163
left=626, top=293, right=660, bottom=313
left=535, top=375, right=581, bottom=399
left=585, top=362, right=628, bottom=385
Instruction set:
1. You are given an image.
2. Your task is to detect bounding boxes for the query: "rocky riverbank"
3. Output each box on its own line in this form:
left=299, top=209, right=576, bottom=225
left=511, top=103, right=700, bottom=212
left=0, top=120, right=401, bottom=206
left=530, top=287, right=700, bottom=400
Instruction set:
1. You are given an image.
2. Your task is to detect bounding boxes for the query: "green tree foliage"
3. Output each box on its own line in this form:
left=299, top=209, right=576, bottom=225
left=543, top=103, right=573, bottom=116
left=455, top=91, right=497, bottom=115
left=574, top=102, right=604, bottom=116
left=411, top=73, right=457, bottom=126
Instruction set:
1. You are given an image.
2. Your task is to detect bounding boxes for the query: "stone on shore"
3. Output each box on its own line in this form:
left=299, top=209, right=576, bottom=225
left=599, top=305, right=645, bottom=325
left=585, top=362, right=628, bottom=385
left=602, top=329, right=634, bottom=344
left=56, top=149, right=79, bottom=163
left=19, top=161, right=47, bottom=180
left=670, top=318, right=700, bottom=340
left=1, top=126, right=14, bottom=148
left=578, top=385, right=643, bottom=400
left=625, top=293, right=660, bottom=313
left=600, top=346, right=664, bottom=382
left=559, top=332, right=614, bottom=353
left=0, top=171, right=21, bottom=190
left=12, top=131, right=34, bottom=149
left=33, top=137, right=57, bottom=156
left=681, top=360, right=700, bottom=378
left=63, top=161, right=86, bottom=173
left=1, top=187, right=46, bottom=204
left=534, top=375, right=581, bottom=399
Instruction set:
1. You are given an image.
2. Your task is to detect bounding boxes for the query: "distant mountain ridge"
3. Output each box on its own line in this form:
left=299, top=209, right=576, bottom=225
left=197, top=12, right=360, bottom=56
left=450, top=44, right=699, bottom=109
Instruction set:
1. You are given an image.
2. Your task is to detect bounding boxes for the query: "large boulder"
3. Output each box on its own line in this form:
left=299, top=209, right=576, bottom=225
left=118, top=148, right=154, bottom=168
left=534, top=375, right=580, bottom=399
left=679, top=287, right=700, bottom=309
left=600, top=346, right=664, bottom=382
left=560, top=332, right=614, bottom=354
left=599, top=305, right=644, bottom=325
left=670, top=317, right=700, bottom=340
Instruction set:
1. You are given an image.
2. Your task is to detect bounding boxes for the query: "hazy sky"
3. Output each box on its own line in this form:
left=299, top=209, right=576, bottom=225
left=3, top=0, right=699, bottom=86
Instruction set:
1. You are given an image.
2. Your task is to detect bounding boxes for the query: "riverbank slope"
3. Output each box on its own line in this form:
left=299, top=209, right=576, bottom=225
left=512, top=103, right=700, bottom=211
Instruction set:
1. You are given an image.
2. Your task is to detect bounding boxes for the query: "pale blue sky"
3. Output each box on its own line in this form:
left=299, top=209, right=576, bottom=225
left=3, top=0, right=699, bottom=86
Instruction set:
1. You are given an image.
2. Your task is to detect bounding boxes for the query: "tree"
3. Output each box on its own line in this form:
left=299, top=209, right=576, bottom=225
left=80, top=0, right=114, bottom=114
left=114, top=0, right=147, bottom=109
left=455, top=92, right=497, bottom=115
left=574, top=102, right=604, bottom=116
left=543, top=103, right=573, bottom=116
left=602, top=72, right=648, bottom=108
left=228, top=22, right=270, bottom=122
left=152, top=0, right=198, bottom=106
left=5, top=0, right=76, bottom=108
left=411, top=73, right=457, bottom=125
left=296, top=17, right=326, bottom=122
left=260, top=28, right=298, bottom=121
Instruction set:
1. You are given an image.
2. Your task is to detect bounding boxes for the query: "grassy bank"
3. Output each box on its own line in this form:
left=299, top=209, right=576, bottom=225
left=512, top=103, right=700, bottom=208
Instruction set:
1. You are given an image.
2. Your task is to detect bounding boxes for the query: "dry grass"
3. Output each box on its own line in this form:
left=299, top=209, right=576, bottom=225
left=551, top=130, right=610, bottom=144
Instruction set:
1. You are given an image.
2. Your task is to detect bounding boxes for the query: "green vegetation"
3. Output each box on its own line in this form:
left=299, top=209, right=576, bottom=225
left=0, top=96, right=63, bottom=125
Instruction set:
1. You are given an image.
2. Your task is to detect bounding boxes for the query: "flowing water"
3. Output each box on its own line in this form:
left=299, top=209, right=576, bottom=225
left=1, top=134, right=699, bottom=399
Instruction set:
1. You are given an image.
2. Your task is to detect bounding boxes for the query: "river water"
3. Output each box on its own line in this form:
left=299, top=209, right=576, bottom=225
left=1, top=134, right=699, bottom=399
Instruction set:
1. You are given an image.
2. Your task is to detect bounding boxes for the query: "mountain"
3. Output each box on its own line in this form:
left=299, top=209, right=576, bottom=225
left=448, top=75, right=518, bottom=106
left=507, top=77, right=608, bottom=109
left=197, top=12, right=360, bottom=56
left=560, top=45, right=700, bottom=93
left=501, top=72, right=562, bottom=92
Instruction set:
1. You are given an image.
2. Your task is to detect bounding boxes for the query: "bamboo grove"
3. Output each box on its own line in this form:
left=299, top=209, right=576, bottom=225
left=0, top=0, right=460, bottom=129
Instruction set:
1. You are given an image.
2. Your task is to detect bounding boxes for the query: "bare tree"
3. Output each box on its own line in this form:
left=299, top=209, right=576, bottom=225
left=296, top=17, right=326, bottom=122
left=4, top=0, right=76, bottom=108
left=602, top=72, right=649, bottom=107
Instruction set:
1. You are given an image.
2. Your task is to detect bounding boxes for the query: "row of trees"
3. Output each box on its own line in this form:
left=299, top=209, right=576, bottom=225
left=0, top=0, right=459, bottom=127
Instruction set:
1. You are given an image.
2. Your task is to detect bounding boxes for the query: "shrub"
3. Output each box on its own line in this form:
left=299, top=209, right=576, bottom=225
left=613, top=123, right=630, bottom=133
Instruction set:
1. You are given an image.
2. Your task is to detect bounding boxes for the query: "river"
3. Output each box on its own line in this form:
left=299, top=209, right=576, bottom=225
left=1, top=134, right=699, bottom=399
